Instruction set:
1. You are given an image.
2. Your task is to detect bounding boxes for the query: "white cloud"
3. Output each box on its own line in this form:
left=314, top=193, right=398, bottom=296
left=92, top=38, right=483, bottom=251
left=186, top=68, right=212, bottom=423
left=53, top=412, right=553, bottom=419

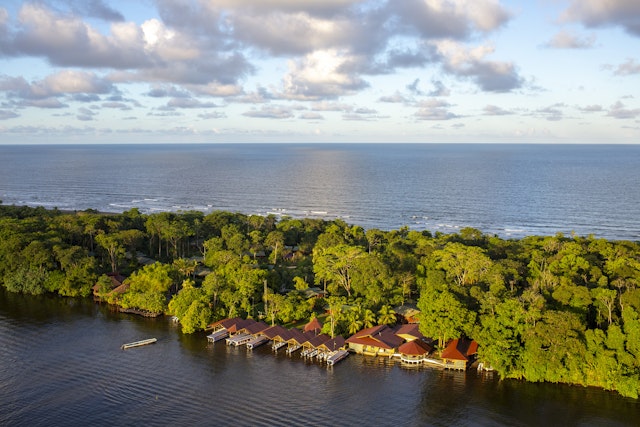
left=562, top=0, right=640, bottom=36
left=146, top=85, right=191, bottom=98
left=219, top=0, right=357, bottom=11
left=299, top=112, right=325, bottom=120
left=43, top=70, right=113, bottom=95
left=198, top=112, right=227, bottom=119
left=434, top=40, right=523, bottom=92
left=544, top=30, right=596, bottom=49
left=243, top=105, right=295, bottom=119
left=535, top=103, right=567, bottom=121
left=484, top=105, right=513, bottom=115
left=281, top=49, right=369, bottom=100
left=2, top=1, right=633, bottom=142
left=579, top=104, right=604, bottom=113
left=141, top=19, right=199, bottom=61
left=428, top=80, right=450, bottom=97
left=0, top=109, right=18, bottom=120
left=163, top=98, right=218, bottom=109
left=190, top=83, right=245, bottom=98
left=379, top=92, right=411, bottom=103
left=393, top=0, right=512, bottom=39
left=608, top=101, right=640, bottom=119
left=12, top=3, right=150, bottom=68
left=65, top=0, right=125, bottom=22
left=415, top=99, right=459, bottom=120
left=311, top=101, right=353, bottom=112
left=77, top=106, right=98, bottom=121
left=614, top=59, right=640, bottom=75
left=231, top=12, right=351, bottom=55
left=102, top=102, right=131, bottom=111
left=1, top=3, right=252, bottom=89
left=0, top=71, right=113, bottom=101
left=25, top=98, right=68, bottom=109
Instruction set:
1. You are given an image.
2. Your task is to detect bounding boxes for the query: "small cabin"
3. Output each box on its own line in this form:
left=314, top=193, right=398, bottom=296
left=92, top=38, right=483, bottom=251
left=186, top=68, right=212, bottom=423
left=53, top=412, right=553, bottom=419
left=441, top=338, right=478, bottom=370
left=345, top=325, right=404, bottom=357
left=398, top=339, right=433, bottom=364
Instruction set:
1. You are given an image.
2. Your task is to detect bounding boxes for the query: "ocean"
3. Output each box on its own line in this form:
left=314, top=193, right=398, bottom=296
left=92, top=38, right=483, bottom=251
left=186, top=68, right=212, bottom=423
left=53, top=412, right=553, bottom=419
left=0, top=143, right=638, bottom=240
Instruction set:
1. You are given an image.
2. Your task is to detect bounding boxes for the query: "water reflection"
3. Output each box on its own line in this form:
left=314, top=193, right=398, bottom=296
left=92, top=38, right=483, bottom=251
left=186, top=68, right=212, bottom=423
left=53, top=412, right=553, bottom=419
left=1, top=290, right=638, bottom=427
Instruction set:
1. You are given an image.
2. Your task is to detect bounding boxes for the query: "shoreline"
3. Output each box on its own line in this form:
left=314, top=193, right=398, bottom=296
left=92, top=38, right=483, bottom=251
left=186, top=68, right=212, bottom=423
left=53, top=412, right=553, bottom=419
left=2, top=204, right=639, bottom=399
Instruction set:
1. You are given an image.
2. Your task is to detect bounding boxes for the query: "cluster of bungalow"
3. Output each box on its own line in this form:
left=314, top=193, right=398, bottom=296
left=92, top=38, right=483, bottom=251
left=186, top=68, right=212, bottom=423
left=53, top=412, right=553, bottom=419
left=207, top=317, right=349, bottom=366
left=207, top=315, right=478, bottom=370
left=345, top=323, right=478, bottom=370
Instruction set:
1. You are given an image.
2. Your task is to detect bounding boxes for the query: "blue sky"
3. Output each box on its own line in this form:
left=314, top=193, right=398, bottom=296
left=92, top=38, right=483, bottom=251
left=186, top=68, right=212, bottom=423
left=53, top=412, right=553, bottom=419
left=0, top=0, right=639, bottom=143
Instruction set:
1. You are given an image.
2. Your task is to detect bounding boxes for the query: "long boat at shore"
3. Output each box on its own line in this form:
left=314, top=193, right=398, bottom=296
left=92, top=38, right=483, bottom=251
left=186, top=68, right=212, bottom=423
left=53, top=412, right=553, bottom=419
left=121, top=338, right=157, bottom=349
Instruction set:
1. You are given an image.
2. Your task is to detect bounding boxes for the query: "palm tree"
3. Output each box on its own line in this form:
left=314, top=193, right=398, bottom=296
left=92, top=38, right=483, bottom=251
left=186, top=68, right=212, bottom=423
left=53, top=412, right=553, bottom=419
left=378, top=305, right=397, bottom=326
left=361, top=308, right=376, bottom=329
left=347, top=309, right=363, bottom=335
left=173, top=258, right=198, bottom=278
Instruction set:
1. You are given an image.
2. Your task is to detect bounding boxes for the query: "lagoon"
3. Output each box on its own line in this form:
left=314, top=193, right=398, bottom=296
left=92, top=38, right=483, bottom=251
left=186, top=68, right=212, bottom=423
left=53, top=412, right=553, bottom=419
left=1, top=289, right=637, bottom=426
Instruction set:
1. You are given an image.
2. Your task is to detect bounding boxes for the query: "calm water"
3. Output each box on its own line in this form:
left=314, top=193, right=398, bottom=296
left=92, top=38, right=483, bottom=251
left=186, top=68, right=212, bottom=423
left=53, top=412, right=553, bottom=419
left=1, top=289, right=638, bottom=427
left=0, top=143, right=639, bottom=240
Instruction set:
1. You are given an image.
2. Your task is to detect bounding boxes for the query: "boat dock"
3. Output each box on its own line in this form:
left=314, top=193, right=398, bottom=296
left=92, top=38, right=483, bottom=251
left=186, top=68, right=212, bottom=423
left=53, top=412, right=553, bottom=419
left=272, top=341, right=287, bottom=351
left=207, top=329, right=229, bottom=343
left=121, top=338, right=157, bottom=350
left=327, top=350, right=349, bottom=366
left=205, top=318, right=352, bottom=367
left=226, top=333, right=253, bottom=346
left=246, top=335, right=269, bottom=349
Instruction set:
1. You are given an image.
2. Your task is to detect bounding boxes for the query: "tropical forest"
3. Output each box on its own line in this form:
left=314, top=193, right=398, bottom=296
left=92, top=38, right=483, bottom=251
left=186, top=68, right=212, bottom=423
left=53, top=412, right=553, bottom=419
left=1, top=204, right=639, bottom=398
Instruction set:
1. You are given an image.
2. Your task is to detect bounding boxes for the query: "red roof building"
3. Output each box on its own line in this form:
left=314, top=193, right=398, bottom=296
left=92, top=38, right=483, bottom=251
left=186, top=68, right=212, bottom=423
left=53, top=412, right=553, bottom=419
left=303, top=317, right=323, bottom=335
left=92, top=272, right=127, bottom=298
left=393, top=323, right=424, bottom=342
left=441, top=338, right=478, bottom=370
left=260, top=325, right=290, bottom=340
left=317, top=336, right=346, bottom=353
left=244, top=321, right=269, bottom=336
left=304, top=333, right=331, bottom=350
left=345, top=325, right=404, bottom=357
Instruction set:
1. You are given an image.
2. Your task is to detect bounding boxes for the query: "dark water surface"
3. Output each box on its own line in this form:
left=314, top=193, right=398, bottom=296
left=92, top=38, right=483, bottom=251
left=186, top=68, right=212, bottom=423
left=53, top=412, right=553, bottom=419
left=0, top=143, right=639, bottom=240
left=1, top=290, right=637, bottom=426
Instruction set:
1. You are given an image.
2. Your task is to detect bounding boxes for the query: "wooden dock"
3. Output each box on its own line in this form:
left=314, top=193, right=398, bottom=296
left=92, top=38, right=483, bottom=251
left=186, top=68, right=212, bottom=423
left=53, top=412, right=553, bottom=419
left=121, top=338, right=157, bottom=350
left=246, top=335, right=269, bottom=349
left=327, top=349, right=349, bottom=366
left=226, top=333, right=252, bottom=346
left=272, top=341, right=287, bottom=351
left=207, top=329, right=229, bottom=343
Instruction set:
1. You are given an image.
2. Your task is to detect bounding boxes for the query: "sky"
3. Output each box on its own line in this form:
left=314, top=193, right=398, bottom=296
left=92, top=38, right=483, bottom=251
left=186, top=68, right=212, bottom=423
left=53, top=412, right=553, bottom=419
left=0, top=0, right=639, bottom=144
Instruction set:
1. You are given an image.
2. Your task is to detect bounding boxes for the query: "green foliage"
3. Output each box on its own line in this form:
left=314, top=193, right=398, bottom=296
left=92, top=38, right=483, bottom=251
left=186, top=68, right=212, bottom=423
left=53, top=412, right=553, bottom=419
left=377, top=305, right=396, bottom=326
left=433, top=242, right=493, bottom=288
left=168, top=286, right=212, bottom=334
left=475, top=299, right=527, bottom=378
left=417, top=283, right=476, bottom=350
left=4, top=266, right=48, bottom=295
left=120, top=262, right=175, bottom=313
left=2, top=205, right=640, bottom=398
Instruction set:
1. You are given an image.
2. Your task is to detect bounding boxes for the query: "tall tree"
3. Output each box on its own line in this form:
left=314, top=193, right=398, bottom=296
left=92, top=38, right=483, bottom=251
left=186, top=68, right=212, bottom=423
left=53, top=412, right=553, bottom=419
left=417, top=283, right=476, bottom=350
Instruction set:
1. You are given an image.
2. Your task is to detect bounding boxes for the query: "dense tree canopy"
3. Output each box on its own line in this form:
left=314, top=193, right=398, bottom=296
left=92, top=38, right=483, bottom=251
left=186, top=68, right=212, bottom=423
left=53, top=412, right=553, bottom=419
left=1, top=205, right=640, bottom=398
